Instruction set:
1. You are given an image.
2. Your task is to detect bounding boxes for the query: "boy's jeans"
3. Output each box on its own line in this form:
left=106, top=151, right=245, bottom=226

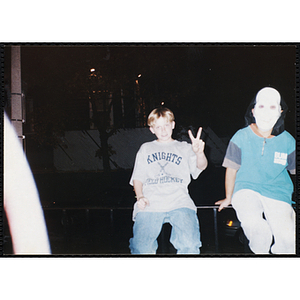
left=129, top=208, right=201, bottom=254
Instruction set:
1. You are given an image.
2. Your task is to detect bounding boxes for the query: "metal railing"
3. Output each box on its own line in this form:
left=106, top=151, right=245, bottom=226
left=43, top=205, right=233, bottom=254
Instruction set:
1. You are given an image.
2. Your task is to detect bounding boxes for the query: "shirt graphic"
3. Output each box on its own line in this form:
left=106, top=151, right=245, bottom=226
left=274, top=152, right=287, bottom=165
left=145, top=161, right=184, bottom=185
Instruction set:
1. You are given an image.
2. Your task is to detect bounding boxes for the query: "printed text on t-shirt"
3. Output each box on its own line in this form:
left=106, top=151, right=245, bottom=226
left=147, top=152, right=182, bottom=165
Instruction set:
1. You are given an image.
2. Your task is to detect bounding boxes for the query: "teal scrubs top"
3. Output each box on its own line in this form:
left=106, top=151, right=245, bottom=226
left=223, top=126, right=295, bottom=205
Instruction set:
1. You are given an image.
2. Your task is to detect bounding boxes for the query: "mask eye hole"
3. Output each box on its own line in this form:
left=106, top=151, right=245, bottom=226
left=258, top=105, right=264, bottom=109
left=270, top=105, right=276, bottom=110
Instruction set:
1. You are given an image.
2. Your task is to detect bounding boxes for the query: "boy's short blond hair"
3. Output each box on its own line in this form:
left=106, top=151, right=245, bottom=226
left=147, top=107, right=175, bottom=127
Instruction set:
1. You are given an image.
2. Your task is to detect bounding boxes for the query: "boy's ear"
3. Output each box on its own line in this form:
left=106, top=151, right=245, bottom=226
left=149, top=127, right=155, bottom=134
left=172, top=121, right=175, bottom=129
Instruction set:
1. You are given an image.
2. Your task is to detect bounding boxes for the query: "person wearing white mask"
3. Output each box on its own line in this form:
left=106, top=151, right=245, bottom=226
left=215, top=87, right=295, bottom=254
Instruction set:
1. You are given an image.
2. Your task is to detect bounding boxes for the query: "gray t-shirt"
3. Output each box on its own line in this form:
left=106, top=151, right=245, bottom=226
left=130, top=140, right=202, bottom=220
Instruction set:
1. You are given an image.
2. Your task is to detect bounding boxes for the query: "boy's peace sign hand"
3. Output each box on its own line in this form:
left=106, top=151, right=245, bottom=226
left=188, top=127, right=205, bottom=154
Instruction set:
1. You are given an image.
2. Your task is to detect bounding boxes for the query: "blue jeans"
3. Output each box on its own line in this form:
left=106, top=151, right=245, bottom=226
left=129, top=208, right=201, bottom=254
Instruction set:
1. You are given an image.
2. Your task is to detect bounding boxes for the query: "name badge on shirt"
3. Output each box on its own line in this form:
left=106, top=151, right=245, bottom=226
left=274, top=152, right=287, bottom=165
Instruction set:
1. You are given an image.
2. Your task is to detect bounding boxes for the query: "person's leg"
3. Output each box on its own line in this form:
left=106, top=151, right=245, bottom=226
left=129, top=212, right=165, bottom=254
left=168, top=208, right=201, bottom=254
left=261, top=197, right=295, bottom=254
left=232, top=189, right=273, bottom=254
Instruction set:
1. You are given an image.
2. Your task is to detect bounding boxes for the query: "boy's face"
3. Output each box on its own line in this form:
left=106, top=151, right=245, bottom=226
left=150, top=117, right=175, bottom=142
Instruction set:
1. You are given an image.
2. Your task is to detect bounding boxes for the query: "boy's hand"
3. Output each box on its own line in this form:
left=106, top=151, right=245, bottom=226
left=188, top=127, right=205, bottom=154
left=137, top=197, right=149, bottom=210
left=215, top=198, right=231, bottom=212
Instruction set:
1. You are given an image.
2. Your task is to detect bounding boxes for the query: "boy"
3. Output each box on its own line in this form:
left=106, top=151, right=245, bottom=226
left=215, top=87, right=295, bottom=254
left=129, top=107, right=208, bottom=254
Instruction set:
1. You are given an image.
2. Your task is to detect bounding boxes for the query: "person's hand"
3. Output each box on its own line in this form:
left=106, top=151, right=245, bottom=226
left=137, top=197, right=149, bottom=210
left=188, top=127, right=205, bottom=154
left=215, top=198, right=231, bottom=212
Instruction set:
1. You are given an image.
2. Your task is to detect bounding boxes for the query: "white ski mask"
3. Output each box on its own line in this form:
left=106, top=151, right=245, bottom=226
left=253, top=87, right=281, bottom=132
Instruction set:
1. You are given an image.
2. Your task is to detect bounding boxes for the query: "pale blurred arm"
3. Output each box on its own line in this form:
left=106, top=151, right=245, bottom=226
left=4, top=113, right=51, bottom=254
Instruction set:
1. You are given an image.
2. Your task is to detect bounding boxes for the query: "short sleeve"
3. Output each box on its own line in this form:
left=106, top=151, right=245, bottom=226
left=285, top=133, right=296, bottom=174
left=129, top=145, right=146, bottom=186
left=287, top=150, right=295, bottom=174
left=222, top=141, right=241, bottom=170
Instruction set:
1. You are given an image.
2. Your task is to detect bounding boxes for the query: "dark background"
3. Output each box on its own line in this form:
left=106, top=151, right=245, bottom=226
left=4, top=44, right=296, bottom=136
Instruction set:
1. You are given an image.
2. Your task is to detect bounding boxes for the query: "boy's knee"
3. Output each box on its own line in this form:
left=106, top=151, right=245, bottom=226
left=129, top=237, right=158, bottom=254
left=177, top=247, right=200, bottom=255
left=171, top=232, right=201, bottom=254
left=176, top=238, right=201, bottom=254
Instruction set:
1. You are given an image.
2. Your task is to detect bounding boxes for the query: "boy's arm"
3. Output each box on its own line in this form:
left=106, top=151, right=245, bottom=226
left=215, top=167, right=237, bottom=211
left=195, top=151, right=208, bottom=170
left=188, top=127, right=208, bottom=170
left=133, top=179, right=149, bottom=210
left=133, top=179, right=144, bottom=199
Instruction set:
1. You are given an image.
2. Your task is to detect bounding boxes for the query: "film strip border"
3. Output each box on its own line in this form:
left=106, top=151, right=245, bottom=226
left=296, top=44, right=300, bottom=256
left=0, top=44, right=4, bottom=256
